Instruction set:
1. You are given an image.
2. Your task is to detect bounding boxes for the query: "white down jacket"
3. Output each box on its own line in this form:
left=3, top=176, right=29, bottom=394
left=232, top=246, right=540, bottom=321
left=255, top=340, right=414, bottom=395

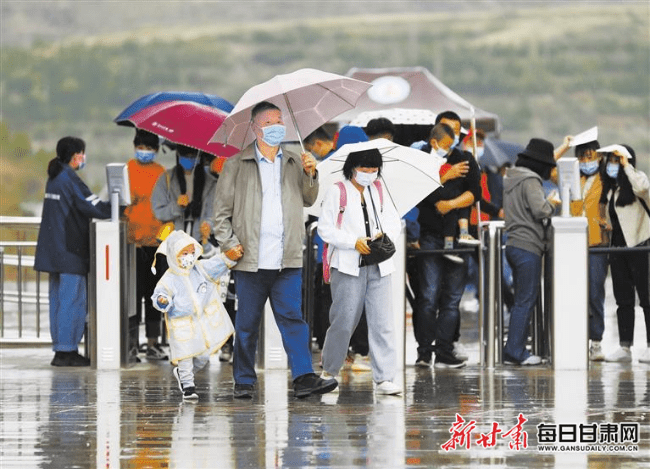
left=151, top=230, right=235, bottom=365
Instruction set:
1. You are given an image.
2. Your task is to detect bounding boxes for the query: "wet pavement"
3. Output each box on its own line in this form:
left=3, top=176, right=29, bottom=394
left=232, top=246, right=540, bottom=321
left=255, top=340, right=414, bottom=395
left=2, top=290, right=650, bottom=468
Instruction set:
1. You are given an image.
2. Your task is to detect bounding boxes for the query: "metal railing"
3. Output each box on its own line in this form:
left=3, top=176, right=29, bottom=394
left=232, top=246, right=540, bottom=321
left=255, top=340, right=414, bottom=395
left=0, top=216, right=49, bottom=342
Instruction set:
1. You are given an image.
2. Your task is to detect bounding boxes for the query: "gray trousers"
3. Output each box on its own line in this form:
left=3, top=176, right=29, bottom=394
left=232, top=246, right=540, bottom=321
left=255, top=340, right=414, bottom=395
left=322, top=265, right=396, bottom=383
left=177, top=353, right=210, bottom=388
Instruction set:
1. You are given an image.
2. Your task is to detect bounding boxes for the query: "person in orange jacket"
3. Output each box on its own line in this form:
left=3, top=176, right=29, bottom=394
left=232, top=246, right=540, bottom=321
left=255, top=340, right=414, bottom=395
left=123, top=129, right=168, bottom=362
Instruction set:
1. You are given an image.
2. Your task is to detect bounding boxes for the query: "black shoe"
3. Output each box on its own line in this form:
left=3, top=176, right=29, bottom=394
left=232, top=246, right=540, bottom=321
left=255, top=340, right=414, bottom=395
left=233, top=383, right=255, bottom=399
left=433, top=352, right=466, bottom=369
left=293, top=373, right=338, bottom=398
left=183, top=386, right=199, bottom=400
left=415, top=354, right=432, bottom=368
left=52, top=351, right=90, bottom=367
left=129, top=347, right=141, bottom=364
left=219, top=343, right=233, bottom=362
left=51, top=351, right=68, bottom=366
left=146, top=343, right=169, bottom=360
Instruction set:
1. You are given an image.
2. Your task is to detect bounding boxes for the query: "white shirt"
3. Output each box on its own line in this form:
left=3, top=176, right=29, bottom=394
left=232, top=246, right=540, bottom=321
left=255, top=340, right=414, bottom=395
left=255, top=144, right=284, bottom=269
left=318, top=179, right=401, bottom=277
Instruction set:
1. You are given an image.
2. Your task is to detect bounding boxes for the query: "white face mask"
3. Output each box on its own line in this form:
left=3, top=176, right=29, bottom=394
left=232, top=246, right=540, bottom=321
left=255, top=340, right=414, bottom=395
left=354, top=170, right=378, bottom=187
left=431, top=143, right=449, bottom=159
left=178, top=253, right=196, bottom=269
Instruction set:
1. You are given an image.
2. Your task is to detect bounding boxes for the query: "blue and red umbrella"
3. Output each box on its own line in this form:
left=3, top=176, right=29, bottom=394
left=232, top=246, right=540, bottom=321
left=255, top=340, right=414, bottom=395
left=114, top=91, right=234, bottom=125
left=114, top=92, right=238, bottom=157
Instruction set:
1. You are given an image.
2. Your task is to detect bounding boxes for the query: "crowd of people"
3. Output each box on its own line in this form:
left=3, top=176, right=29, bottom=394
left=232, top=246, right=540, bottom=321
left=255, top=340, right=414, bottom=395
left=34, top=100, right=650, bottom=401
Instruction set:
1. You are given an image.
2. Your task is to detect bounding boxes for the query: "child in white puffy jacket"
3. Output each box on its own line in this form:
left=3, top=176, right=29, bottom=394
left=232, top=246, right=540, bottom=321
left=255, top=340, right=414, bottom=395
left=151, top=230, right=235, bottom=400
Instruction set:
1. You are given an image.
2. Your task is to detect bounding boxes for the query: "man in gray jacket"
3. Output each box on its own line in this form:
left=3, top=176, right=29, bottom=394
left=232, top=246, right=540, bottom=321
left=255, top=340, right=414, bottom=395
left=213, top=101, right=338, bottom=398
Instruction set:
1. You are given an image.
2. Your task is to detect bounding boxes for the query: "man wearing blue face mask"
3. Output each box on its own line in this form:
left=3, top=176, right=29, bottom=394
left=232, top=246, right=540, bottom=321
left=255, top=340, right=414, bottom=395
left=213, top=101, right=338, bottom=399
left=124, top=129, right=168, bottom=362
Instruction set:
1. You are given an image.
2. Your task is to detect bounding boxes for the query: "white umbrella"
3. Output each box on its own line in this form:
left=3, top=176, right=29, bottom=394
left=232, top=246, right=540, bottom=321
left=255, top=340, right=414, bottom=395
left=210, top=68, right=372, bottom=151
left=349, top=108, right=438, bottom=127
left=305, top=138, right=443, bottom=218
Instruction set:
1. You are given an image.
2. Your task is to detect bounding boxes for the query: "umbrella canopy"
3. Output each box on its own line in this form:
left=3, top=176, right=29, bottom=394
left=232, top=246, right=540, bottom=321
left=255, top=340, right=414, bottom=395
left=114, top=91, right=233, bottom=125
left=210, top=68, right=372, bottom=151
left=481, top=138, right=524, bottom=172
left=335, top=67, right=501, bottom=135
left=350, top=108, right=438, bottom=127
left=305, top=138, right=443, bottom=218
left=123, top=101, right=239, bottom=157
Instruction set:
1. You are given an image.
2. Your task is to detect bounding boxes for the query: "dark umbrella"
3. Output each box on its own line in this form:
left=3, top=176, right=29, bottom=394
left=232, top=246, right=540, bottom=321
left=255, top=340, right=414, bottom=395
left=481, top=138, right=524, bottom=172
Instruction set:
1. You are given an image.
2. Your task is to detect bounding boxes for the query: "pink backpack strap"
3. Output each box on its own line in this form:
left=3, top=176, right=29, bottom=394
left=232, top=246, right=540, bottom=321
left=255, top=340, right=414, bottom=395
left=323, top=181, right=347, bottom=284
left=372, top=179, right=384, bottom=211
left=335, top=181, right=347, bottom=228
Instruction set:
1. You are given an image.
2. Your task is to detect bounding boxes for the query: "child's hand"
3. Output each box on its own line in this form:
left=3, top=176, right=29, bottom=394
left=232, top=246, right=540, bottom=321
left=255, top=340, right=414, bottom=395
left=154, top=294, right=172, bottom=312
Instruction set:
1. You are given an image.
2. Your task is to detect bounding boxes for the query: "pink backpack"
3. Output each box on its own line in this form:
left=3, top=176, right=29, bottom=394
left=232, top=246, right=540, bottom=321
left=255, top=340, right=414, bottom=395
left=322, top=180, right=383, bottom=284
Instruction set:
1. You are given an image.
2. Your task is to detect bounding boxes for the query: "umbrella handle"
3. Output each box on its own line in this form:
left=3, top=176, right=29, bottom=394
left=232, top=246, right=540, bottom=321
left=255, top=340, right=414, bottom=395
left=283, top=93, right=314, bottom=186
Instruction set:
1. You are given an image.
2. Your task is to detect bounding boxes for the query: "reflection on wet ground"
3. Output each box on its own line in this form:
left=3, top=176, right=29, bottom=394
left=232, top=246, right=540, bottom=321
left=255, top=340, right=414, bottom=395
left=2, top=301, right=650, bottom=468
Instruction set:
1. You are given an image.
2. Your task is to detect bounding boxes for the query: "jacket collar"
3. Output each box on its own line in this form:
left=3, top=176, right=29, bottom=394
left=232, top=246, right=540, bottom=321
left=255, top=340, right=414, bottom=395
left=241, top=142, right=297, bottom=164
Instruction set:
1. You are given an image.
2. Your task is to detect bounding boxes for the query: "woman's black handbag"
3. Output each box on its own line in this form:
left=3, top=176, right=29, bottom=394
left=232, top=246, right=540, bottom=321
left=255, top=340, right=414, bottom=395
left=363, top=233, right=396, bottom=265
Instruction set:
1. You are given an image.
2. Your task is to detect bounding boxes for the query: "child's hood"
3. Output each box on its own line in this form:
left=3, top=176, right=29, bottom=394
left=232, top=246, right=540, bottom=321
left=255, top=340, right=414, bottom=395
left=151, top=230, right=203, bottom=275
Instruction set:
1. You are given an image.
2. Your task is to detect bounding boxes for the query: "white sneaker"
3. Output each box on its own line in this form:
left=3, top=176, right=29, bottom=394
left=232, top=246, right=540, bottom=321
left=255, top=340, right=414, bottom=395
left=444, top=253, right=464, bottom=264
left=639, top=348, right=650, bottom=364
left=457, top=234, right=481, bottom=246
left=461, top=297, right=479, bottom=313
left=520, top=355, right=542, bottom=366
left=375, top=381, right=402, bottom=396
left=589, top=341, right=605, bottom=362
left=453, top=342, right=469, bottom=361
left=605, top=347, right=632, bottom=363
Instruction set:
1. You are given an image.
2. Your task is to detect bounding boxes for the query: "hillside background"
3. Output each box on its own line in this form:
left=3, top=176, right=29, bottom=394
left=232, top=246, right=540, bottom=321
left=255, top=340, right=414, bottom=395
left=1, top=0, right=649, bottom=215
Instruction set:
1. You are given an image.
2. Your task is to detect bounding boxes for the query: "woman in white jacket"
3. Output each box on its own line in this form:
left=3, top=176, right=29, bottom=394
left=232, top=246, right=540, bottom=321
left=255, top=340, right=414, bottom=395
left=599, top=145, right=650, bottom=363
left=318, top=148, right=402, bottom=395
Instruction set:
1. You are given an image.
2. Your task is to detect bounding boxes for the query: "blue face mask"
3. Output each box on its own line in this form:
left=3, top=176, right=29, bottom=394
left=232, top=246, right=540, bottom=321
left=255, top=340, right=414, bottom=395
left=452, top=135, right=460, bottom=149
left=76, top=153, right=87, bottom=171
left=135, top=150, right=156, bottom=164
left=606, top=162, right=619, bottom=179
left=260, top=124, right=286, bottom=147
left=579, top=160, right=599, bottom=176
left=475, top=147, right=485, bottom=158
left=178, top=155, right=198, bottom=171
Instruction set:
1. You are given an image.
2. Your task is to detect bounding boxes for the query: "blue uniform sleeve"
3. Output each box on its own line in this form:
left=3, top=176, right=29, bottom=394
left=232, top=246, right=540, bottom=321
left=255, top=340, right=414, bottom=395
left=70, top=177, right=112, bottom=220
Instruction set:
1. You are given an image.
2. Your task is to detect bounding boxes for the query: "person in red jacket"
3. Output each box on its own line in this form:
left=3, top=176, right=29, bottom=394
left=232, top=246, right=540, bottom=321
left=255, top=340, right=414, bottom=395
left=123, top=130, right=168, bottom=362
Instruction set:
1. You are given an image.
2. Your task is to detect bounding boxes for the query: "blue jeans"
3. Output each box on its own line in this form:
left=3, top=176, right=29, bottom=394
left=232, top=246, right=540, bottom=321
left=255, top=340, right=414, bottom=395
left=414, top=233, right=467, bottom=358
left=233, top=269, right=313, bottom=385
left=588, top=252, right=608, bottom=342
left=504, top=246, right=541, bottom=362
left=49, top=273, right=87, bottom=352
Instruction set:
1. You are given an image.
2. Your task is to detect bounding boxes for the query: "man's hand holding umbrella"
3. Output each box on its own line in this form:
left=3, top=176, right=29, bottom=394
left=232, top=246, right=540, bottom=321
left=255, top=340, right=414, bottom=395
left=301, top=151, right=317, bottom=177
